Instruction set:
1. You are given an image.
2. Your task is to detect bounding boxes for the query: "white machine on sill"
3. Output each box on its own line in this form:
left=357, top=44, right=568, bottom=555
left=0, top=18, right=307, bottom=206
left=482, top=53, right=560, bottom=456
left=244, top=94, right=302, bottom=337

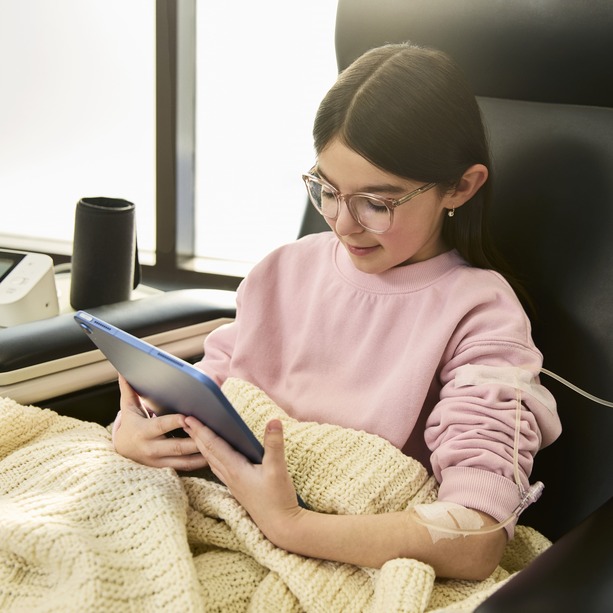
left=0, top=249, right=59, bottom=327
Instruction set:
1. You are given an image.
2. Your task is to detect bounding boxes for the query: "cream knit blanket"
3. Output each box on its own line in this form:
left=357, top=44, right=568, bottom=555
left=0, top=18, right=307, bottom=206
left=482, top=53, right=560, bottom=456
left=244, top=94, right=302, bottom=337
left=0, top=378, right=551, bottom=612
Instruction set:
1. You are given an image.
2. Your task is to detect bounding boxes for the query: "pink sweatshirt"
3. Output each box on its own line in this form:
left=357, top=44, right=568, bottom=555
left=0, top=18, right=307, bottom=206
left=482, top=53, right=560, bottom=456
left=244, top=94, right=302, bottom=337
left=196, top=232, right=561, bottom=536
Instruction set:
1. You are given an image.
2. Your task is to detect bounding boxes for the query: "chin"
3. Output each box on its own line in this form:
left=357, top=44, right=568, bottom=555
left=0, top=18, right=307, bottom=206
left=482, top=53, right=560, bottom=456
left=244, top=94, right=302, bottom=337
left=348, top=257, right=391, bottom=275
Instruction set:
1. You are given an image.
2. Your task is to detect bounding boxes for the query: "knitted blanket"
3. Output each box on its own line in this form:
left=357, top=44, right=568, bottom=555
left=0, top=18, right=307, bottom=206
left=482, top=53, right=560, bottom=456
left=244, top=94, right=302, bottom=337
left=0, top=378, right=551, bottom=612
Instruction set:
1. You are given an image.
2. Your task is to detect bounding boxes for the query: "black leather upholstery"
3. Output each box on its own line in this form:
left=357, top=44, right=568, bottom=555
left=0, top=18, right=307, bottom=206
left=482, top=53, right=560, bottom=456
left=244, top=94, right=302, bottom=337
left=334, top=0, right=613, bottom=107
left=481, top=96, right=613, bottom=540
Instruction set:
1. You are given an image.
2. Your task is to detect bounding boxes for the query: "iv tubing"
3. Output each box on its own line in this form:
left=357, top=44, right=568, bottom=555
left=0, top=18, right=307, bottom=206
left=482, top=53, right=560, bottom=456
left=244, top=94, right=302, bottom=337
left=412, top=367, right=613, bottom=537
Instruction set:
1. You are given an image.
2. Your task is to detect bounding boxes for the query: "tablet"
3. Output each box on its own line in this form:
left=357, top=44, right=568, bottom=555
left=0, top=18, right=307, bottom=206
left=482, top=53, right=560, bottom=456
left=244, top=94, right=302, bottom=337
left=74, top=310, right=264, bottom=464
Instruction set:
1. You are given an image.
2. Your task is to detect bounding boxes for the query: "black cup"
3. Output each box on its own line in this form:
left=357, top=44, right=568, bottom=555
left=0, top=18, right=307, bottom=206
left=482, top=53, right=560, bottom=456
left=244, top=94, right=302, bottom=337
left=70, top=197, right=140, bottom=310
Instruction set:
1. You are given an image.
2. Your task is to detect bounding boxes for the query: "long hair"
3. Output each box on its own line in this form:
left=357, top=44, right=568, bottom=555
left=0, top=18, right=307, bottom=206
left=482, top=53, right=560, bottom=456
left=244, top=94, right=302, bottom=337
left=313, top=43, right=525, bottom=303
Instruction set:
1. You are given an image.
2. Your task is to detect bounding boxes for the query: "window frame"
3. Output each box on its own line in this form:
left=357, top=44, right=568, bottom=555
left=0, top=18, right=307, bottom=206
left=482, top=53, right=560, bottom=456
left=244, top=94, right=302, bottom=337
left=153, top=0, right=243, bottom=291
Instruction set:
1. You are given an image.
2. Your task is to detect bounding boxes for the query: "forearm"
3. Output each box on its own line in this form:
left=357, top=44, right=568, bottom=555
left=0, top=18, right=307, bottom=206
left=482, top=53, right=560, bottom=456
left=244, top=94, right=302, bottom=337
left=267, top=507, right=506, bottom=580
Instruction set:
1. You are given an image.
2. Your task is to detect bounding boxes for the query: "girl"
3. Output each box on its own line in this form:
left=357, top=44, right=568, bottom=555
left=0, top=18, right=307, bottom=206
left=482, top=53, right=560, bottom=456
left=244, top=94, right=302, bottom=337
left=114, top=43, right=561, bottom=580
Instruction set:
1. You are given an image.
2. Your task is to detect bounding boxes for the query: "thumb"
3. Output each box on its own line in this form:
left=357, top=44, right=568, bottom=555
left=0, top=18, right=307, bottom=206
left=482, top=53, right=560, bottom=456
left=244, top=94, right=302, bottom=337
left=263, top=419, right=286, bottom=465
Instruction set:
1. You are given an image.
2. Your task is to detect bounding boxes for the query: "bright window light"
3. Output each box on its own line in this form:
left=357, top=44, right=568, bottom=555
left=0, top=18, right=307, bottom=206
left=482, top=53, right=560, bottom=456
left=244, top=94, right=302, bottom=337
left=194, top=1, right=338, bottom=265
left=0, top=0, right=155, bottom=253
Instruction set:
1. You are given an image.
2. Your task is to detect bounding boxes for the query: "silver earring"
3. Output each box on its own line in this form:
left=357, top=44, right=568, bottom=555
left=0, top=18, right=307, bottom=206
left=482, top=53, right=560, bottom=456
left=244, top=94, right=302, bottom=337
left=447, top=208, right=455, bottom=218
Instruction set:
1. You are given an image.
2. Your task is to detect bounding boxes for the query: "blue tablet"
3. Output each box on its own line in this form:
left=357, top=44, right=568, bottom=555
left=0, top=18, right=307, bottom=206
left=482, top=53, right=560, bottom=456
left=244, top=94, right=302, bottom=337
left=74, top=310, right=264, bottom=464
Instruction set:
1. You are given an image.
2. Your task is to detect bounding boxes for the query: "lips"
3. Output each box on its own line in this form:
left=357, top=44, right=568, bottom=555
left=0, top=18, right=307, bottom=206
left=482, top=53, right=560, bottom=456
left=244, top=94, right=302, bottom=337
left=345, top=243, right=380, bottom=257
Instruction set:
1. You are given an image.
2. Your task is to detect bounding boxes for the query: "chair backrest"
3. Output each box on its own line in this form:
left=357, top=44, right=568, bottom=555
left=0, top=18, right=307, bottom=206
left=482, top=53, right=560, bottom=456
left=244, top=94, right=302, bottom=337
left=301, top=0, right=613, bottom=541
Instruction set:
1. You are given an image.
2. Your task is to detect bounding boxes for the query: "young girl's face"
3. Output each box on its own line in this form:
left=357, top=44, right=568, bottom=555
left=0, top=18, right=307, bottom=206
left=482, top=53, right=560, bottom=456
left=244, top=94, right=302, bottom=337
left=316, top=139, right=450, bottom=274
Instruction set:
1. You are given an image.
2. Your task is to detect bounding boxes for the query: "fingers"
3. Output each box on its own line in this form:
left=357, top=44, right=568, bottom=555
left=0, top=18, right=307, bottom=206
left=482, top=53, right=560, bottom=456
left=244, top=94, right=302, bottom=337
left=117, top=375, right=186, bottom=436
left=115, top=376, right=210, bottom=471
left=149, top=427, right=200, bottom=455
left=184, top=417, right=289, bottom=483
left=117, top=373, right=132, bottom=394
left=183, top=416, right=247, bottom=482
left=183, top=416, right=222, bottom=453
left=184, top=417, right=286, bottom=469
left=120, top=398, right=187, bottom=437
left=133, top=414, right=203, bottom=460
left=118, top=375, right=142, bottom=411
left=128, top=428, right=208, bottom=470
left=117, top=375, right=155, bottom=421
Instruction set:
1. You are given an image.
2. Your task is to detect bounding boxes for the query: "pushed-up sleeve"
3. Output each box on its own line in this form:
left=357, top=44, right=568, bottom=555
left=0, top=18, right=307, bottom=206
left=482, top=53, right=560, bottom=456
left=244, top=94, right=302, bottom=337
left=424, top=338, right=561, bottom=539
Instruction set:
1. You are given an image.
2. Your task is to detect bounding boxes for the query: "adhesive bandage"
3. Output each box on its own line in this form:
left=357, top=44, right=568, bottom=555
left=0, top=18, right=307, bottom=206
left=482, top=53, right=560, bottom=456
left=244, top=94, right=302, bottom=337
left=412, top=501, right=484, bottom=543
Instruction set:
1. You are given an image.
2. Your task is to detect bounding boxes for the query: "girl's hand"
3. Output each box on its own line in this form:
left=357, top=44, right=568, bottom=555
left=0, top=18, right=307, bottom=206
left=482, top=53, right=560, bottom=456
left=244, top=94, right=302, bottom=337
left=113, top=375, right=209, bottom=471
left=183, top=416, right=304, bottom=544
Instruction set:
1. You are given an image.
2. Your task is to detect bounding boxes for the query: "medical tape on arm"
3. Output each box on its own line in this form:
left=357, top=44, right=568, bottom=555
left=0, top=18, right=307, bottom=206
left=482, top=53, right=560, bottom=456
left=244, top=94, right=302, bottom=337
left=454, top=364, right=556, bottom=414
left=413, top=501, right=484, bottom=543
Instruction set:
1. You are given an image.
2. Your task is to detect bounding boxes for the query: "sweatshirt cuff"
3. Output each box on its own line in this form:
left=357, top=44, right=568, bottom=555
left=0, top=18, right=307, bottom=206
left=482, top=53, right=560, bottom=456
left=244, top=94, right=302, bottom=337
left=437, top=466, right=522, bottom=539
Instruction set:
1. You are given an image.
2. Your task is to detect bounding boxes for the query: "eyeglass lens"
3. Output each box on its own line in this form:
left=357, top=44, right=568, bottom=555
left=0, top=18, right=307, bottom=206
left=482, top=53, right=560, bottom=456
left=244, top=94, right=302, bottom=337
left=305, top=177, right=391, bottom=233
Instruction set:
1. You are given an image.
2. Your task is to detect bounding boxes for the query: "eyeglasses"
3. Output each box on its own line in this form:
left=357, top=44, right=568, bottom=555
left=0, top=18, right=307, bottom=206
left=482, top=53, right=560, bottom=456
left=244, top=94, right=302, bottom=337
left=302, top=167, right=437, bottom=234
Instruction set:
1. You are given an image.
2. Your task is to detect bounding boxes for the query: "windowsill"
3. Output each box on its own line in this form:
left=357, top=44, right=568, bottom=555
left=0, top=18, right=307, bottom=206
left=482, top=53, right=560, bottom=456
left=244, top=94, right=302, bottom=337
left=0, top=233, right=254, bottom=286
left=177, top=255, right=254, bottom=279
left=0, top=234, right=74, bottom=258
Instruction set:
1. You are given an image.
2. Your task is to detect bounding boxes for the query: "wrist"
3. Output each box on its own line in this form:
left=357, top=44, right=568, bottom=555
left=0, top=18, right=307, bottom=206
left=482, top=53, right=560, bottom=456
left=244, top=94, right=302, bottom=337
left=262, top=505, right=310, bottom=551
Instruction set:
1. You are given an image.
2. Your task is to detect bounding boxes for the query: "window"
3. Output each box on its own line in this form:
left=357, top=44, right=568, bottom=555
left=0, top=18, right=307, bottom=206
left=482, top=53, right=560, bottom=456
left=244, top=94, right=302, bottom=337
left=194, top=1, right=338, bottom=267
left=0, top=0, right=338, bottom=286
left=0, top=0, right=156, bottom=257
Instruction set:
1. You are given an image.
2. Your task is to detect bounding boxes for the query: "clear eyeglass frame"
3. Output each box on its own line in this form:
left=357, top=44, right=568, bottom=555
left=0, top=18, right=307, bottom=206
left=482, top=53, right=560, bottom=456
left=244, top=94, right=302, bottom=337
left=302, top=167, right=437, bottom=234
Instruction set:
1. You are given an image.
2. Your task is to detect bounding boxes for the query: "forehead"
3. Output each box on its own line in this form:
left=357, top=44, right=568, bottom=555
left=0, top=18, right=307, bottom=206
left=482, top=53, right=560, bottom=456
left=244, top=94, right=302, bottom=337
left=316, top=139, right=412, bottom=194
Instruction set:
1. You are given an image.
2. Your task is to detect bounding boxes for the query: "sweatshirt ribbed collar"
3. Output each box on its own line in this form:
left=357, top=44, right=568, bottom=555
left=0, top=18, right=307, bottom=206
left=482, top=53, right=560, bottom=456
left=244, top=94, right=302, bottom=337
left=332, top=239, right=466, bottom=295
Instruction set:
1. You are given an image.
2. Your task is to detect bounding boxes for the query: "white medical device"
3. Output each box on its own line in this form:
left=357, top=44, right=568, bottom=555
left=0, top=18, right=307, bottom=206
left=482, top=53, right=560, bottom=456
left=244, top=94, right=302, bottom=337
left=0, top=249, right=59, bottom=327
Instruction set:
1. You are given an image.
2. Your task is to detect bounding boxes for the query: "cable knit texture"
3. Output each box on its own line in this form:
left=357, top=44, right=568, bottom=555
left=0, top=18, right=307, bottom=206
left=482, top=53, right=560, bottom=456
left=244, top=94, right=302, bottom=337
left=0, top=381, right=551, bottom=612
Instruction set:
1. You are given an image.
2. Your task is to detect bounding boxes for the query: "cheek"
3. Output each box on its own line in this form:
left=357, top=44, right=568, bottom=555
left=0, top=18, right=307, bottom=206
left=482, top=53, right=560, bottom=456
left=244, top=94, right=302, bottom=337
left=377, top=229, right=414, bottom=256
left=393, top=205, right=446, bottom=238
left=383, top=218, right=418, bottom=242
left=380, top=210, right=444, bottom=253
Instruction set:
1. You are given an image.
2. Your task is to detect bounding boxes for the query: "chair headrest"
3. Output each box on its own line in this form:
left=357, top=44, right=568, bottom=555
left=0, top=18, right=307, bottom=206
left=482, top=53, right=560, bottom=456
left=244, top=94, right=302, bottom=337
left=336, top=0, right=613, bottom=107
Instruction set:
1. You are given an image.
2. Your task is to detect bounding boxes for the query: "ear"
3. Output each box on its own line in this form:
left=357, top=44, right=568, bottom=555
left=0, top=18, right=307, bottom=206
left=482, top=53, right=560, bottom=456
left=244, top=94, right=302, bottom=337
left=444, top=164, right=489, bottom=212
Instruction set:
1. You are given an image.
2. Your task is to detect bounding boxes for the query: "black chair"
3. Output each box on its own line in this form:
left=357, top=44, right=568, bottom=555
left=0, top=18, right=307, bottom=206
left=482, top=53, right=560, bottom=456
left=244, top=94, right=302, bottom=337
left=303, top=1, right=612, bottom=611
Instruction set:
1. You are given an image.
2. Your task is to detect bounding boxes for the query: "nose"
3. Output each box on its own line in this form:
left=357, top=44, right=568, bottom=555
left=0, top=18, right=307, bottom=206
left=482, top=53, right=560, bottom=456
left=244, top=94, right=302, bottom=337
left=333, top=197, right=363, bottom=236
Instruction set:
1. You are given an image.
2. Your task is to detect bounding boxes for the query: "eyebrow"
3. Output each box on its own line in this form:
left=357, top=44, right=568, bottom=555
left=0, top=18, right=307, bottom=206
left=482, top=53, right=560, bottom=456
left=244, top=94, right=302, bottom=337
left=315, top=165, right=408, bottom=195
